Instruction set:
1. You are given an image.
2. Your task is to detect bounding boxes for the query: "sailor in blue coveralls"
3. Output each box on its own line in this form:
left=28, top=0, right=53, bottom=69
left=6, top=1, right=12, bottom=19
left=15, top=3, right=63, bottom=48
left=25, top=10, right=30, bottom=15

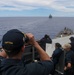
left=40, top=34, right=52, bottom=50
left=63, top=43, right=74, bottom=75
left=0, top=29, right=54, bottom=75
left=51, top=43, right=63, bottom=75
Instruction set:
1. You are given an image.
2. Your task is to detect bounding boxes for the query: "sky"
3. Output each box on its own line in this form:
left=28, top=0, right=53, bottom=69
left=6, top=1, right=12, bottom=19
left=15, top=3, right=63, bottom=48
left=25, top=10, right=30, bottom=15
left=0, top=0, right=74, bottom=17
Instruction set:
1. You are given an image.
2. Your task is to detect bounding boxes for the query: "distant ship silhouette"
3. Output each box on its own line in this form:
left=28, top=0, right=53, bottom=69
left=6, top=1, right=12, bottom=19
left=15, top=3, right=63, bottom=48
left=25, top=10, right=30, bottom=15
left=49, top=14, right=52, bottom=18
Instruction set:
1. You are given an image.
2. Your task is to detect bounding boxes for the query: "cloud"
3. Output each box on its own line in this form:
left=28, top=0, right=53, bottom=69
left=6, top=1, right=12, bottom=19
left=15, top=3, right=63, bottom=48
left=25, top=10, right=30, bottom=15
left=0, top=0, right=74, bottom=12
left=51, top=0, right=74, bottom=12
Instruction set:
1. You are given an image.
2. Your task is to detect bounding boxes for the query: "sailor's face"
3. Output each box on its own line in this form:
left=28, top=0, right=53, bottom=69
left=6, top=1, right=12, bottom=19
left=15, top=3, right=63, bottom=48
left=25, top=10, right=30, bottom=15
left=65, top=48, right=70, bottom=51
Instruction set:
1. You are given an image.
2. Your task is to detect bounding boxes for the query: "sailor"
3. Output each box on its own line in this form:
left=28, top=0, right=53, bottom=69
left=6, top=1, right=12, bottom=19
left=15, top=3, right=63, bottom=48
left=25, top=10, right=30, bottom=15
left=52, top=43, right=63, bottom=65
left=63, top=43, right=74, bottom=75
left=51, top=43, right=63, bottom=75
left=69, top=37, right=74, bottom=52
left=39, top=34, right=52, bottom=50
left=0, top=29, right=54, bottom=75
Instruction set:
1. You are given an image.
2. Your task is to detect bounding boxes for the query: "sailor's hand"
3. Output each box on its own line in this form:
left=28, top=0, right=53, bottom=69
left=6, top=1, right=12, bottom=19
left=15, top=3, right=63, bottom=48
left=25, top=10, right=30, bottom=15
left=26, top=33, right=37, bottom=46
left=64, top=66, right=67, bottom=70
left=67, top=63, right=71, bottom=69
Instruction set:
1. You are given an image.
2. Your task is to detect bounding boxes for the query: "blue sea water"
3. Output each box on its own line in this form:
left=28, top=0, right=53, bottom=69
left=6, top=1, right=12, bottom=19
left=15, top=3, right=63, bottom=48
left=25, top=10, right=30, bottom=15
left=0, top=17, right=74, bottom=40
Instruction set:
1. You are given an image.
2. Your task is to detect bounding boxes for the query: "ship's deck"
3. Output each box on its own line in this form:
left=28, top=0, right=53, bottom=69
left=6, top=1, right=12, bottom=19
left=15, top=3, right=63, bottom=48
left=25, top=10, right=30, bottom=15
left=46, top=34, right=74, bottom=57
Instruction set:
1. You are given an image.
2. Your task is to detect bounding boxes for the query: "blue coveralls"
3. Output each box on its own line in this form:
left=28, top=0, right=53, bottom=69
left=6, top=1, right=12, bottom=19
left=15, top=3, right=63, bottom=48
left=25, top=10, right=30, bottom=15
left=0, top=59, right=54, bottom=75
left=64, top=50, right=74, bottom=75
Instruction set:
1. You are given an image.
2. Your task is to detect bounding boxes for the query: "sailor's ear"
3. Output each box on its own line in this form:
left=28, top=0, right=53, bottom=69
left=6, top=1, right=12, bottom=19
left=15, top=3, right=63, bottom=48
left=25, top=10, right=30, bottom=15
left=0, top=49, right=7, bottom=58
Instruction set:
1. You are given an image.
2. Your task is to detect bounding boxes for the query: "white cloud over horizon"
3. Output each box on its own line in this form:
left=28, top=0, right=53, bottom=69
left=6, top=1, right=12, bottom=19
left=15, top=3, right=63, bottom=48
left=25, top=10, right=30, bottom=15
left=0, top=0, right=74, bottom=13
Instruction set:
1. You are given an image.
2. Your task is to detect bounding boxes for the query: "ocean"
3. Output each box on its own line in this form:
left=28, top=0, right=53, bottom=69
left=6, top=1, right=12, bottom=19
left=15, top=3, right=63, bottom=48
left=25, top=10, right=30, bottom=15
left=0, top=17, right=74, bottom=40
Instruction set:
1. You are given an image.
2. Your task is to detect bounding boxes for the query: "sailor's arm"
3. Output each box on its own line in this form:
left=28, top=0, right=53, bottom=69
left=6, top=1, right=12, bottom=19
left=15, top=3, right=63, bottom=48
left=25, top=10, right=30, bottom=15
left=26, top=33, right=51, bottom=61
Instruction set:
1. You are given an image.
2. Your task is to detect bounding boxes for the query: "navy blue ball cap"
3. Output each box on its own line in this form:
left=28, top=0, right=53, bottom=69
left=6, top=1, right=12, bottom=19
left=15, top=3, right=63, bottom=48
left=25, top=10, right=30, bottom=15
left=2, top=29, right=25, bottom=52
